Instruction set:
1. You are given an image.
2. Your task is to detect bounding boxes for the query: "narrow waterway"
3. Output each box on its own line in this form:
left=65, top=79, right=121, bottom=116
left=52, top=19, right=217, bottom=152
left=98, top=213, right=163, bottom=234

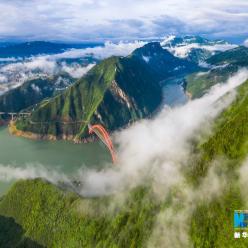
left=0, top=126, right=111, bottom=195
left=0, top=77, right=188, bottom=196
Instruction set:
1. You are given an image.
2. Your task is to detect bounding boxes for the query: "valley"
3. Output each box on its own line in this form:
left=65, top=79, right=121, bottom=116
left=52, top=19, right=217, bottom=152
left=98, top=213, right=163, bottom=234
left=0, top=35, right=248, bottom=247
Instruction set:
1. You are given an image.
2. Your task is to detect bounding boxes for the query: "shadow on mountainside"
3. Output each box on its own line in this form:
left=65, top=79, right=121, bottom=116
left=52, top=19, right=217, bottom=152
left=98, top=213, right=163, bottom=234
left=0, top=215, right=45, bottom=248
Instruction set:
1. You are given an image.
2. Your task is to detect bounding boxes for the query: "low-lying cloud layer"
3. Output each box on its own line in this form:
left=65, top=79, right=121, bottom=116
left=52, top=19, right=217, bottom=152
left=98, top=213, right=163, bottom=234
left=0, top=69, right=247, bottom=194
left=78, top=69, right=248, bottom=196
left=52, top=41, right=146, bottom=60
left=0, top=68, right=248, bottom=246
left=244, top=38, right=248, bottom=47
left=166, top=42, right=237, bottom=59
left=161, top=35, right=237, bottom=58
left=0, top=37, right=239, bottom=95
left=0, top=164, right=70, bottom=184
left=0, top=41, right=145, bottom=94
left=0, top=57, right=94, bottom=94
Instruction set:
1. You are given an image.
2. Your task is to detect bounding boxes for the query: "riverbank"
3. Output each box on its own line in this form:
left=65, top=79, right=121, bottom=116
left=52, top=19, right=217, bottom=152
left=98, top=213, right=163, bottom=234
left=8, top=121, right=97, bottom=144
left=0, top=126, right=110, bottom=196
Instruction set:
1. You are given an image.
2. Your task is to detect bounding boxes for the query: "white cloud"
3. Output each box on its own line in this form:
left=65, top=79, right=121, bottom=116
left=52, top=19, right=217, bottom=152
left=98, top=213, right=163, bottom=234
left=0, top=57, right=19, bottom=62
left=0, top=0, right=247, bottom=40
left=0, top=74, right=7, bottom=83
left=52, top=41, right=146, bottom=59
left=0, top=58, right=58, bottom=94
left=238, top=158, right=248, bottom=204
left=0, top=164, right=71, bottom=185
left=61, top=63, right=95, bottom=78
left=244, top=38, right=248, bottom=47
left=161, top=35, right=237, bottom=58
left=31, top=83, right=41, bottom=93
left=77, top=68, right=248, bottom=196
left=0, top=41, right=146, bottom=94
left=0, top=68, right=247, bottom=245
left=1, top=57, right=58, bottom=74
left=164, top=42, right=237, bottom=58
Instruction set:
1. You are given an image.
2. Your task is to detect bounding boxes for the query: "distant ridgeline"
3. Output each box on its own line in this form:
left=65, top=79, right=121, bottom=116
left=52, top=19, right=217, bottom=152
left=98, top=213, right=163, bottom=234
left=0, top=73, right=75, bottom=113
left=11, top=42, right=198, bottom=141
left=186, top=46, right=248, bottom=98
left=0, top=41, right=102, bottom=58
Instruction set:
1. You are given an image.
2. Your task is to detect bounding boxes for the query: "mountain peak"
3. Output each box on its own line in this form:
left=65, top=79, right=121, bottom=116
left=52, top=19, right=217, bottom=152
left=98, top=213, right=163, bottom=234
left=132, top=42, right=171, bottom=59
left=131, top=41, right=197, bottom=78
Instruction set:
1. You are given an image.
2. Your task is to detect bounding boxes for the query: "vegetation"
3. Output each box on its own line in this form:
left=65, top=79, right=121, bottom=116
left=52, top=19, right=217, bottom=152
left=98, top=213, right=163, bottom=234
left=14, top=46, right=174, bottom=140
left=1, top=42, right=248, bottom=247
left=131, top=42, right=198, bottom=77
left=186, top=46, right=248, bottom=99
left=0, top=74, right=74, bottom=113
left=1, top=77, right=248, bottom=247
left=206, top=46, right=248, bottom=66
left=188, top=80, right=248, bottom=247
left=0, top=180, right=159, bottom=247
left=186, top=65, right=238, bottom=98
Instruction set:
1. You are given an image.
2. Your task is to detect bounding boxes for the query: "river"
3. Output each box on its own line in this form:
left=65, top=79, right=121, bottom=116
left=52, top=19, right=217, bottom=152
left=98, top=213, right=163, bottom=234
left=0, top=127, right=111, bottom=195
left=0, top=79, right=187, bottom=196
left=162, top=76, right=188, bottom=106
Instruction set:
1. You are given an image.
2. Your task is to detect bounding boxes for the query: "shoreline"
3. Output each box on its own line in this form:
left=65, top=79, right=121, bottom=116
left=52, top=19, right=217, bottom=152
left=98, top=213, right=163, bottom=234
left=8, top=121, right=96, bottom=144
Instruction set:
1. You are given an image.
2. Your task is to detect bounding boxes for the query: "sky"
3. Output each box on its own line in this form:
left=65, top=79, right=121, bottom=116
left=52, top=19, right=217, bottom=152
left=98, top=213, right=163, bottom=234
left=0, top=0, right=248, bottom=43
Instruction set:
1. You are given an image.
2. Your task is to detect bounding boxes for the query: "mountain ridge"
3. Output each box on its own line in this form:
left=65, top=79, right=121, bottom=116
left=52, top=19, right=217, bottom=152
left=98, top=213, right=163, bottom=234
left=12, top=42, right=197, bottom=141
left=186, top=46, right=248, bottom=98
left=0, top=41, right=102, bottom=58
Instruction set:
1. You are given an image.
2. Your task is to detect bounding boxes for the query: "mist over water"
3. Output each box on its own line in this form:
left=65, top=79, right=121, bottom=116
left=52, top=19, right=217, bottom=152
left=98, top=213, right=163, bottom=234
left=77, top=69, right=248, bottom=196
left=0, top=68, right=247, bottom=246
left=0, top=69, right=248, bottom=197
left=0, top=127, right=111, bottom=195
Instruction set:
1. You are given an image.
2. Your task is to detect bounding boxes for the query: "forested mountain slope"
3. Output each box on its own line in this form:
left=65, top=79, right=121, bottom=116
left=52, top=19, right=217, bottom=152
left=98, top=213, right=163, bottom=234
left=1, top=80, right=248, bottom=247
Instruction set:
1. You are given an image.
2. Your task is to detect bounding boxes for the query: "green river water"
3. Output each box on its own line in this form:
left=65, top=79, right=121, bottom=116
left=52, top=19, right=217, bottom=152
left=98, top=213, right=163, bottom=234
left=0, top=127, right=110, bottom=195
left=0, top=80, right=187, bottom=196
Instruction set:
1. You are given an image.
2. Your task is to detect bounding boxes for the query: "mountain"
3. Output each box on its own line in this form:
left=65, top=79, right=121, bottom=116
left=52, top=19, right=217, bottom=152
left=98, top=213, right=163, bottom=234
left=0, top=74, right=74, bottom=113
left=186, top=46, right=248, bottom=98
left=162, top=35, right=220, bottom=47
left=161, top=35, right=236, bottom=63
left=12, top=42, right=197, bottom=141
left=189, top=79, right=248, bottom=247
left=13, top=55, right=162, bottom=141
left=1, top=79, right=248, bottom=247
left=0, top=179, right=156, bottom=247
left=206, top=46, right=248, bottom=66
left=0, top=41, right=102, bottom=58
left=131, top=42, right=198, bottom=77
